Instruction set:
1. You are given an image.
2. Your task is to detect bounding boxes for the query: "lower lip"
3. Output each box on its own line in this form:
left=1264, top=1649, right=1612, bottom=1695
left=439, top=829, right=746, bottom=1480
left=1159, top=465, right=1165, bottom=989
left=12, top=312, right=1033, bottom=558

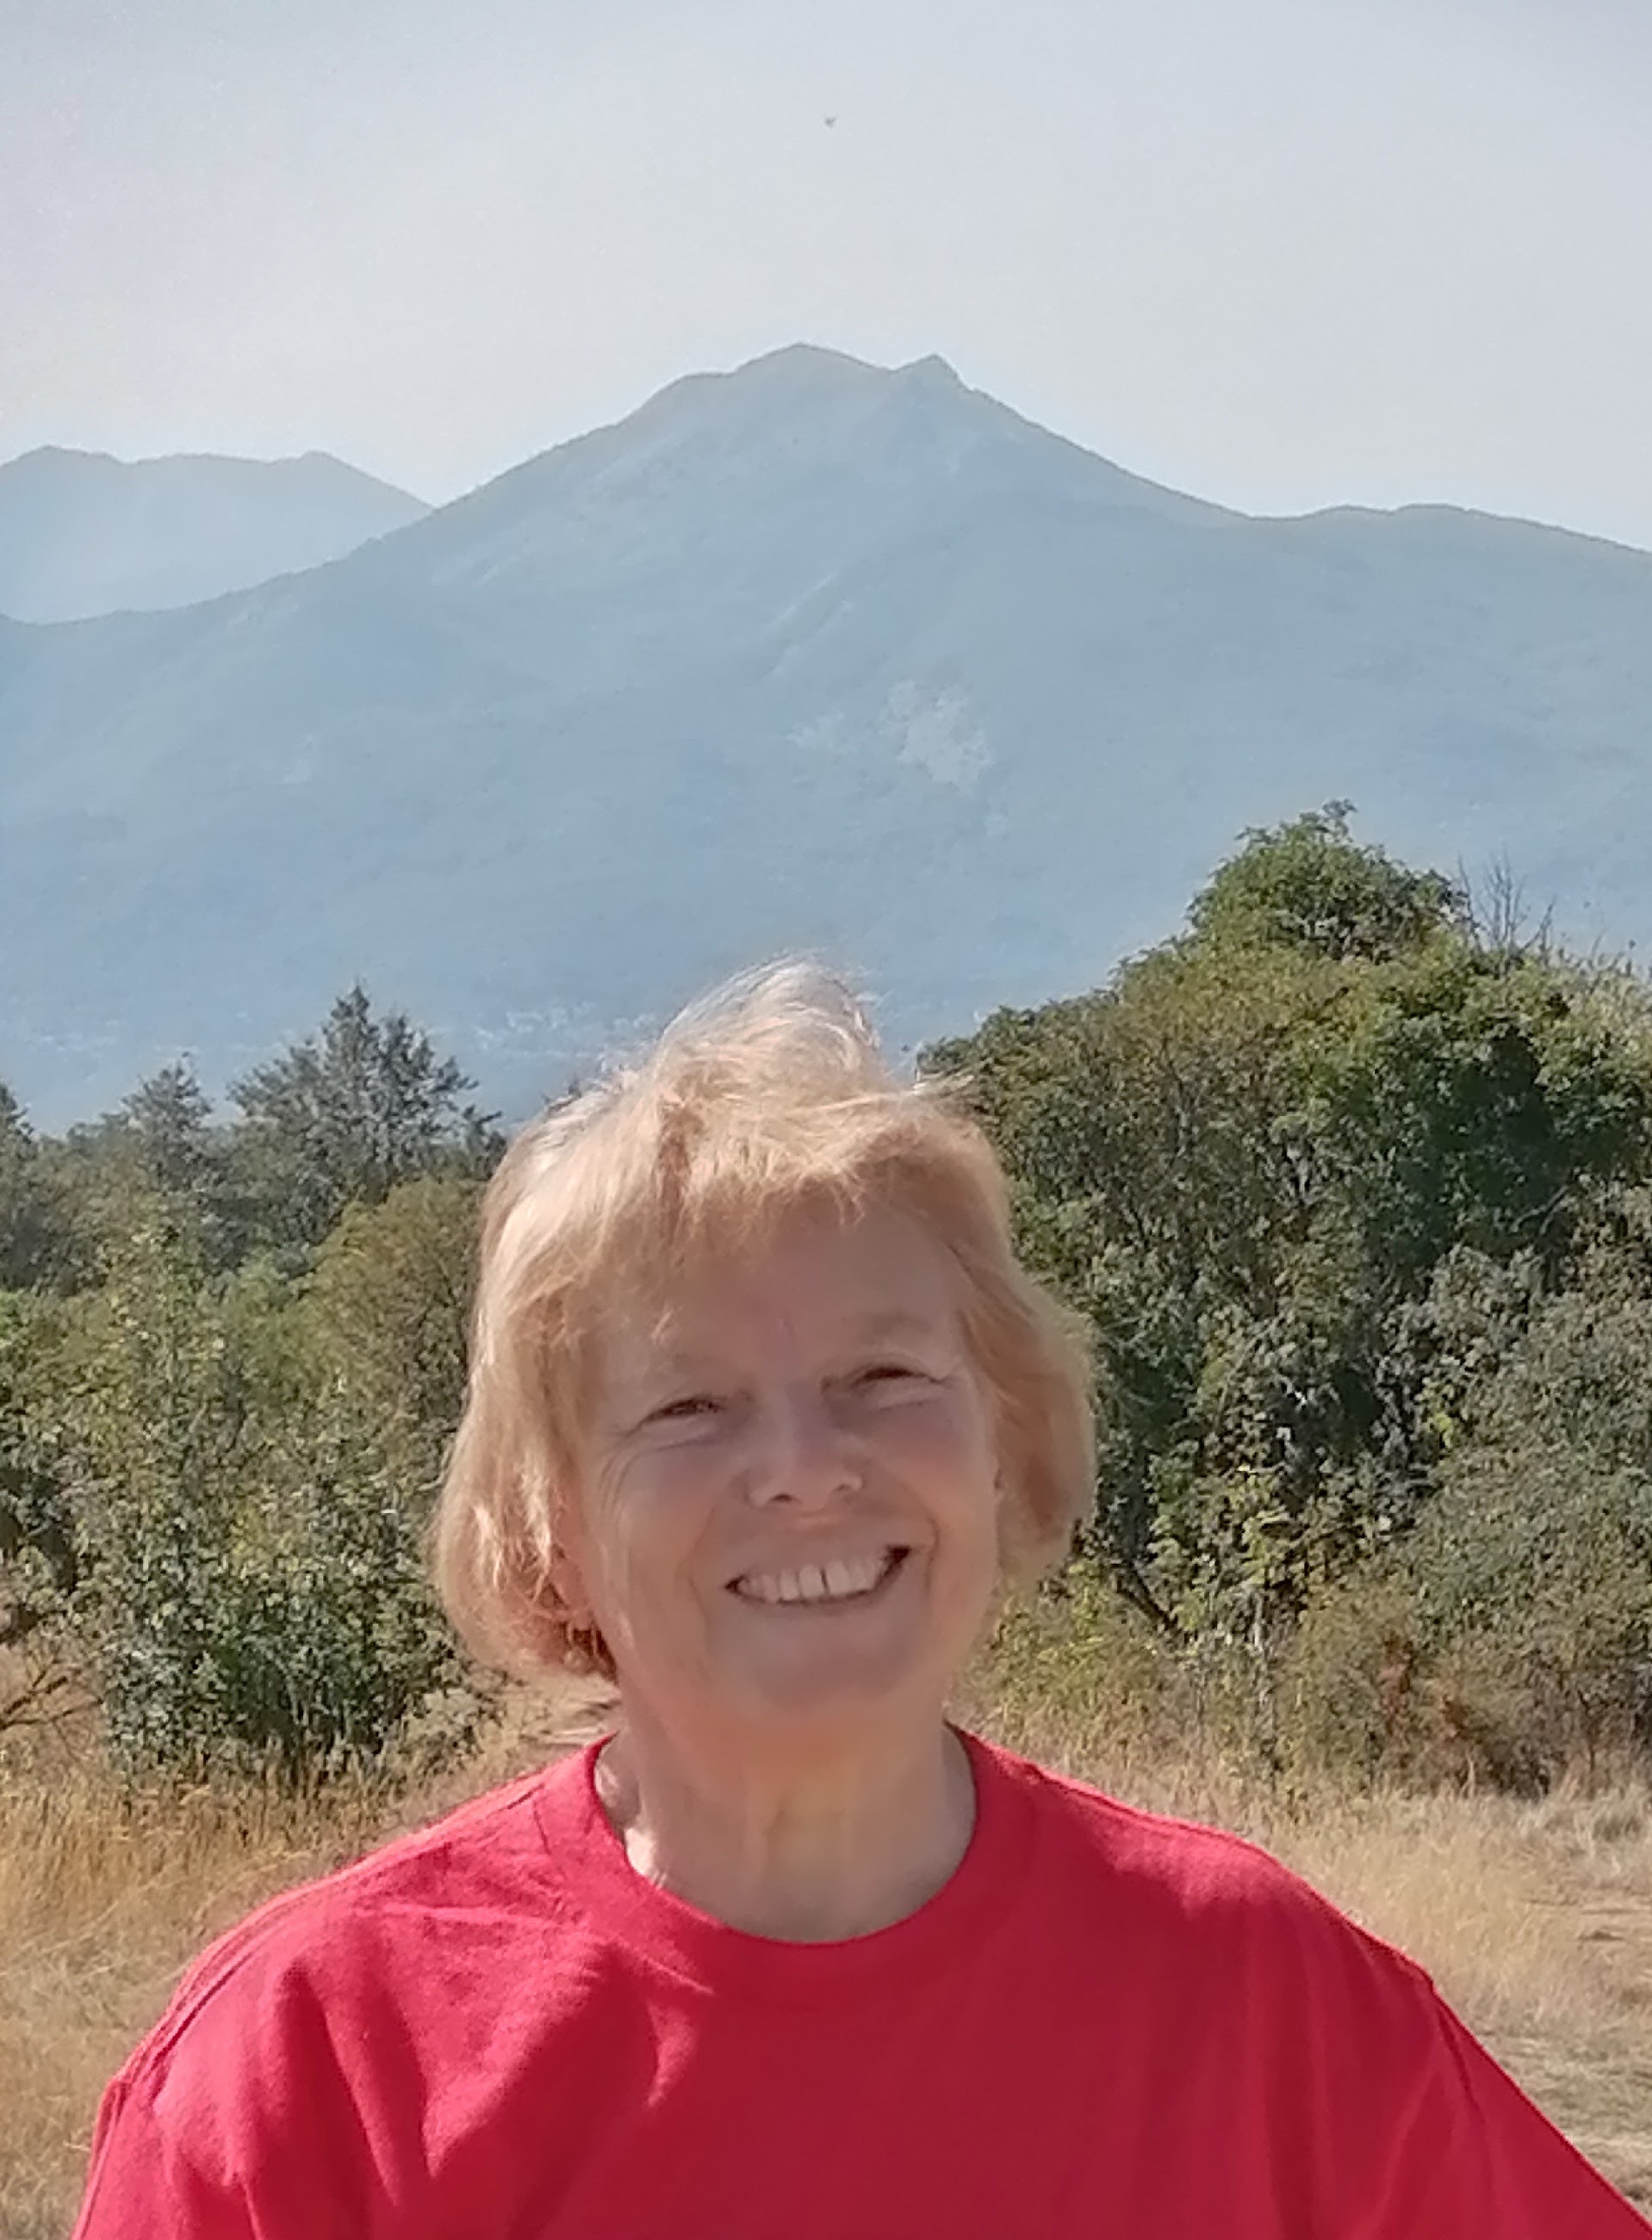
left=731, top=1548, right=908, bottom=1611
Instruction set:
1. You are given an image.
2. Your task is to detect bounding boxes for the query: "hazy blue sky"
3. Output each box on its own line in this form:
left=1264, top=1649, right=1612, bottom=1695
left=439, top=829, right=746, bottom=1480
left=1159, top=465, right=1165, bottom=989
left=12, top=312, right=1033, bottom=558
left=3, top=0, right=1649, bottom=545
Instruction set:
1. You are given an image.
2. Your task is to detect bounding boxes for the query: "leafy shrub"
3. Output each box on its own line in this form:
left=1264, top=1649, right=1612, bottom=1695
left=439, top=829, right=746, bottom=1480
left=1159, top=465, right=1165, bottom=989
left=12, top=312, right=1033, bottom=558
left=90, top=1407, right=457, bottom=1782
left=1276, top=1569, right=1546, bottom=1795
left=962, top=1567, right=1183, bottom=1770
left=304, top=1173, right=482, bottom=1460
left=12, top=1213, right=458, bottom=1783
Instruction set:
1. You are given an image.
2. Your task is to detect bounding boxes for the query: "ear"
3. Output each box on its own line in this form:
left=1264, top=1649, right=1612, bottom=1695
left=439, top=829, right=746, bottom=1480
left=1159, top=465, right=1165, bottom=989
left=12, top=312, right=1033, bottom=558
left=547, top=1562, right=580, bottom=1624
left=991, top=1466, right=1020, bottom=1577
left=546, top=1479, right=593, bottom=1620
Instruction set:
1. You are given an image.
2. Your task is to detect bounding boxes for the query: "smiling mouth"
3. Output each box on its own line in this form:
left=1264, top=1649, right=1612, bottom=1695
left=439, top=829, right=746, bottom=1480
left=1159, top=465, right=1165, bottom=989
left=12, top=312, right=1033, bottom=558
left=730, top=1548, right=908, bottom=1608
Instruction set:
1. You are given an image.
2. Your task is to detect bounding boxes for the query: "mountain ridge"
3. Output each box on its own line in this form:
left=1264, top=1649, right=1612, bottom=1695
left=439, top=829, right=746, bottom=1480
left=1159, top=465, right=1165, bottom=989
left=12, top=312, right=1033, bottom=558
left=0, top=446, right=431, bottom=624
left=2, top=344, right=1649, bottom=1127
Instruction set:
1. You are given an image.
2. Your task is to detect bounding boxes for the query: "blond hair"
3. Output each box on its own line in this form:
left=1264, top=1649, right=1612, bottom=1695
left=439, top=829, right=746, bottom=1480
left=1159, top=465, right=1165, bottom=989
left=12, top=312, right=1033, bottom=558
left=432, top=961, right=1095, bottom=1678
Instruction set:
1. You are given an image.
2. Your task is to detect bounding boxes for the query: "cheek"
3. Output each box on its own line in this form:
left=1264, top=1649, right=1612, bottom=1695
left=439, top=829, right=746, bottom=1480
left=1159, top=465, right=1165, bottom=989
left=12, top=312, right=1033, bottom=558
left=582, top=1449, right=727, bottom=1610
left=871, top=1414, right=1001, bottom=1651
left=873, top=1403, right=1001, bottom=1528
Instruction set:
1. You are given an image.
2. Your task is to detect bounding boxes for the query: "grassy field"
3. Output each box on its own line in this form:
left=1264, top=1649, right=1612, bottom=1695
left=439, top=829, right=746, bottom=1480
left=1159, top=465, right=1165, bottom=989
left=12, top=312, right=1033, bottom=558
left=3, top=1686, right=1650, bottom=2237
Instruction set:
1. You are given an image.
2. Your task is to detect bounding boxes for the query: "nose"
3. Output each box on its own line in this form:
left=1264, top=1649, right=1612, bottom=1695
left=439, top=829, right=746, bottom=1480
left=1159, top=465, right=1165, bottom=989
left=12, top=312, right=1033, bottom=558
left=745, top=1384, right=861, bottom=1509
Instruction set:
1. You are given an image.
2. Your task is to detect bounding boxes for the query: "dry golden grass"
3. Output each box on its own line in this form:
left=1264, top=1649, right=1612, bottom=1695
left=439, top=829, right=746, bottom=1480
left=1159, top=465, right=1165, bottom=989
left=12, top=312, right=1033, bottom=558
left=0, top=1685, right=598, bottom=2240
left=0, top=1767, right=396, bottom=2240
left=4, top=1683, right=1650, bottom=2236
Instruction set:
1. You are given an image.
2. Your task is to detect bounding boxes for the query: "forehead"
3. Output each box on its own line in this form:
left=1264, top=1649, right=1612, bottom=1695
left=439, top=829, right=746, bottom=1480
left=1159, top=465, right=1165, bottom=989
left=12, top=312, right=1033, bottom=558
left=598, top=1204, right=963, bottom=1377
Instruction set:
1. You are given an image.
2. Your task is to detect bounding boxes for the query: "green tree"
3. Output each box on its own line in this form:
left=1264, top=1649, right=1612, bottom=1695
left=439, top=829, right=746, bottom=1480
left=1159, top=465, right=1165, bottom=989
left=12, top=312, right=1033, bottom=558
left=0, top=1286, right=81, bottom=1719
left=22, top=1212, right=456, bottom=1781
left=1399, top=1258, right=1652, bottom=1777
left=121, top=1060, right=220, bottom=1198
left=928, top=810, right=1652, bottom=1688
left=1189, top=803, right=1463, bottom=962
left=0, top=1083, right=79, bottom=1290
left=40, top=1063, right=245, bottom=1276
left=305, top=1172, right=483, bottom=1473
left=231, top=986, right=500, bottom=1251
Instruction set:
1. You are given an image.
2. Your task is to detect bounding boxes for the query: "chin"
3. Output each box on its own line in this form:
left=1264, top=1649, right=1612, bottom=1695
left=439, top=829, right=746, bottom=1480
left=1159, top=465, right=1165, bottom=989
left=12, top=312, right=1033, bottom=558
left=721, top=1651, right=946, bottom=1738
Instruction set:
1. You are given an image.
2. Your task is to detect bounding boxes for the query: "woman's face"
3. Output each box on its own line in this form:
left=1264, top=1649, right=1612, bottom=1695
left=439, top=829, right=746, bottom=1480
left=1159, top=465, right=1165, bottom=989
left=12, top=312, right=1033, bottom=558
left=560, top=1203, right=1003, bottom=1750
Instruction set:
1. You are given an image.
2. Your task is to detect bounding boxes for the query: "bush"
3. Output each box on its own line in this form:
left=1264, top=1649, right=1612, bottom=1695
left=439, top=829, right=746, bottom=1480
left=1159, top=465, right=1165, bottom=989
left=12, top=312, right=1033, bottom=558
left=966, top=1568, right=1180, bottom=1766
left=13, top=1214, right=459, bottom=1784
left=303, top=1173, right=482, bottom=1462
left=90, top=1407, right=458, bottom=1783
left=1276, top=1569, right=1548, bottom=1795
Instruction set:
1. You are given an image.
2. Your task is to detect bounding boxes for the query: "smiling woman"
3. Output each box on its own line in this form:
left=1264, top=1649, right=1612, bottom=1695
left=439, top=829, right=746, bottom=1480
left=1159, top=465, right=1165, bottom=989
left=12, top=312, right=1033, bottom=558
left=71, top=964, right=1649, bottom=2237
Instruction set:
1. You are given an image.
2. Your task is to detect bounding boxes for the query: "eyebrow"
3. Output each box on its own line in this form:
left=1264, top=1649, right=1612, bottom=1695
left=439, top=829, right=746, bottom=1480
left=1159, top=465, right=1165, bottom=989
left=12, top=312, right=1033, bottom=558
left=844, top=1310, right=940, bottom=1344
left=635, top=1309, right=940, bottom=1378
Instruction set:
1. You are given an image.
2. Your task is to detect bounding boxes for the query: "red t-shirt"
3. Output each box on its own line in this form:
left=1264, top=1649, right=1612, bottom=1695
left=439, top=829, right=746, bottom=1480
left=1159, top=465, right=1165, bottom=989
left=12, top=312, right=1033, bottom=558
left=73, top=1730, right=1648, bottom=2237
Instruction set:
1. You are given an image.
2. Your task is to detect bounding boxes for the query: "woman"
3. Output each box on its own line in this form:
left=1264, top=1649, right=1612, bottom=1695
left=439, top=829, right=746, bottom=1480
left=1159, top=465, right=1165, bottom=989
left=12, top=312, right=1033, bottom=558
left=76, top=964, right=1647, bottom=2237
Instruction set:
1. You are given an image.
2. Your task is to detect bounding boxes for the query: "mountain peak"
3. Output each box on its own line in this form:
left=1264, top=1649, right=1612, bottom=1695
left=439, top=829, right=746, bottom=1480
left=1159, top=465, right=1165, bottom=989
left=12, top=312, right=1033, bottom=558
left=380, top=339, right=1221, bottom=613
left=736, top=340, right=883, bottom=377
left=5, top=346, right=1652, bottom=1132
left=705, top=342, right=964, bottom=390
left=893, top=351, right=964, bottom=386
left=640, top=341, right=889, bottom=419
left=630, top=342, right=974, bottom=428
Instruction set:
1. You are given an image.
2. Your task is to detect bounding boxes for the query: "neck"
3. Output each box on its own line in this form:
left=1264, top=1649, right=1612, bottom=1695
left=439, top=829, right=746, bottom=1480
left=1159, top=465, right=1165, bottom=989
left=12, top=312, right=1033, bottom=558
left=593, top=1710, right=975, bottom=1942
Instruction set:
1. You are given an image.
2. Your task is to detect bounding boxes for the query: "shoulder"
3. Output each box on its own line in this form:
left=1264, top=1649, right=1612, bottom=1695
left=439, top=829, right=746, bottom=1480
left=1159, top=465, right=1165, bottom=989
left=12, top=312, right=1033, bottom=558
left=132, top=1753, right=587, bottom=2089
left=970, top=1741, right=1651, bottom=2233
left=972, top=1740, right=1451, bottom=2162
left=972, top=1733, right=1434, bottom=2009
left=75, top=1751, right=613, bottom=2231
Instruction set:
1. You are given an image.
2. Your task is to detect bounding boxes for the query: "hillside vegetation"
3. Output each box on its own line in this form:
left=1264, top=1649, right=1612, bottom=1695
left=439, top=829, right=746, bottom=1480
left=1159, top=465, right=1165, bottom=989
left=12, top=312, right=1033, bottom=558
left=4, top=810, right=1652, bottom=1790
left=935, top=808, right=1652, bottom=1792
left=5, top=811, right=1652, bottom=2227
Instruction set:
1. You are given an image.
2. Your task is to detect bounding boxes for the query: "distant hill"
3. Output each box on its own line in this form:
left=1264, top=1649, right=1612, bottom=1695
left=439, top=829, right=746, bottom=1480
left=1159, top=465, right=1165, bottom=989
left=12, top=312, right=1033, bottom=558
left=2, top=344, right=1650, bottom=1127
left=0, top=448, right=430, bottom=623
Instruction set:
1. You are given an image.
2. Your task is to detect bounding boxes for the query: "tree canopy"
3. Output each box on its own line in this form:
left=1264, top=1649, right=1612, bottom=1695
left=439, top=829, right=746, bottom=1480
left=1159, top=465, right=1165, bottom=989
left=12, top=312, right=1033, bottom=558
left=928, top=809, right=1652, bottom=1778
left=231, top=984, right=501, bottom=1248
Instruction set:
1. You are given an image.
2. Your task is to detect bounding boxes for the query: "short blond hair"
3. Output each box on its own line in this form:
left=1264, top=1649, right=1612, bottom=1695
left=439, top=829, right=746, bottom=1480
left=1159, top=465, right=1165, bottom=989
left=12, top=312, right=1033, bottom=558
left=432, top=962, right=1096, bottom=1678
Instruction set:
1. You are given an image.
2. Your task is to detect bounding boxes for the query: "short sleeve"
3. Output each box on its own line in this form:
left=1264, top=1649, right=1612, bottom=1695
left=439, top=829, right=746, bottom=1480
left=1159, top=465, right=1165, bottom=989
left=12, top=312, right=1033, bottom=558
left=72, top=2065, right=259, bottom=2240
left=70, top=1952, right=388, bottom=2240
left=1360, top=1986, right=1650, bottom=2237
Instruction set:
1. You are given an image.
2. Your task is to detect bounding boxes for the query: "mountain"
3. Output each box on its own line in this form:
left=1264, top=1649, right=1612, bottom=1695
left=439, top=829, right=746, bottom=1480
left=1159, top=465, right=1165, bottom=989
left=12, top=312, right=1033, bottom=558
left=2, top=343, right=1650, bottom=1127
left=0, top=448, right=430, bottom=623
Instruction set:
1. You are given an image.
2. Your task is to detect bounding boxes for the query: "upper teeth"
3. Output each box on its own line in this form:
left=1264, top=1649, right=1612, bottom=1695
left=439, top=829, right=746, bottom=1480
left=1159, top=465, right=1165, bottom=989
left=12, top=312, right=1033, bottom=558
left=735, top=1552, right=891, bottom=1605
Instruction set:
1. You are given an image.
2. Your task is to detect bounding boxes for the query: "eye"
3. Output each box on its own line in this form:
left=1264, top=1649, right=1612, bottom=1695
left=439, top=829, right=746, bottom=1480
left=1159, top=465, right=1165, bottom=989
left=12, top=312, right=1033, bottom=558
left=852, top=1362, right=930, bottom=1392
left=649, top=1393, right=725, bottom=1424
